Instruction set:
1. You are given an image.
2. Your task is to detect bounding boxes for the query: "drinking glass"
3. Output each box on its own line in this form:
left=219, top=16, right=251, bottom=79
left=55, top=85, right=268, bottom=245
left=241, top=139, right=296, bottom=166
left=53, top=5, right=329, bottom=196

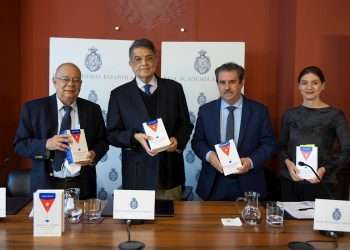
left=266, top=202, right=284, bottom=227
left=64, top=188, right=82, bottom=223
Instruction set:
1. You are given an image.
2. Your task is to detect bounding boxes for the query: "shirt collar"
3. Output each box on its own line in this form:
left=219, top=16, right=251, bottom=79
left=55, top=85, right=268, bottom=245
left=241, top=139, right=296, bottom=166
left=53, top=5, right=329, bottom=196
left=221, top=95, right=243, bottom=110
left=136, top=75, right=157, bottom=89
left=56, top=96, right=77, bottom=112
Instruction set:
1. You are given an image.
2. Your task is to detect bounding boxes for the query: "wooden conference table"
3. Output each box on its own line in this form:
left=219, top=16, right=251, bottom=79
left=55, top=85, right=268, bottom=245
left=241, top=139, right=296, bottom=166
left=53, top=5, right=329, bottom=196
left=1, top=201, right=349, bottom=249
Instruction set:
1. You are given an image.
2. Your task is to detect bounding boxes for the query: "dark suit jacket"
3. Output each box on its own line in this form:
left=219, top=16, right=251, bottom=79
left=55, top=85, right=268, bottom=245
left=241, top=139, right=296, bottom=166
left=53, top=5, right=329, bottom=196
left=107, top=77, right=193, bottom=190
left=191, top=96, right=277, bottom=200
left=14, top=94, right=109, bottom=199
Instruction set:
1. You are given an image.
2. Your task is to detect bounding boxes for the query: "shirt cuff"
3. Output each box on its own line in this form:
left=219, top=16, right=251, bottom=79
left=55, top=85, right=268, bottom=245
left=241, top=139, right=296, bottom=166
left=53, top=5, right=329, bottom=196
left=205, top=150, right=214, bottom=162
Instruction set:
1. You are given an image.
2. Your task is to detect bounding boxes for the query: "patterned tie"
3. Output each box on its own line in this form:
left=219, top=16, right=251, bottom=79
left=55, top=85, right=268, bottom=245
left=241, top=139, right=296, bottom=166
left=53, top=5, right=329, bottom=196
left=143, top=84, right=151, bottom=95
left=226, top=106, right=236, bottom=141
left=52, top=106, right=72, bottom=171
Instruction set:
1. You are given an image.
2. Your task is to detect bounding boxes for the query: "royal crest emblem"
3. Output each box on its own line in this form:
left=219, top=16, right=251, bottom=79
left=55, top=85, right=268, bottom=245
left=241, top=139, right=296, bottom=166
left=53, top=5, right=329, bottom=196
left=332, top=208, right=342, bottom=221
left=185, top=150, right=195, bottom=164
left=108, top=168, right=119, bottom=182
left=85, top=47, right=102, bottom=72
left=194, top=50, right=211, bottom=75
left=98, top=188, right=108, bottom=200
left=197, top=92, right=207, bottom=106
left=116, top=0, right=185, bottom=30
left=88, top=90, right=98, bottom=103
left=130, top=197, right=138, bottom=209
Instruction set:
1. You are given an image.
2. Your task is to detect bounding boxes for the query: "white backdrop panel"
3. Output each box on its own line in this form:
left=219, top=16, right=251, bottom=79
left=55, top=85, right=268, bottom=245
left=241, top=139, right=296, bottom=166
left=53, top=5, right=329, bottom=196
left=49, top=37, right=133, bottom=202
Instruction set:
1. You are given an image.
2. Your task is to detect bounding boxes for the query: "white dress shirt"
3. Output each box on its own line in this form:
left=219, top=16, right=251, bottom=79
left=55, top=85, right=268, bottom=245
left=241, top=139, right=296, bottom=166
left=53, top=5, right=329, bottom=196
left=53, top=97, right=81, bottom=178
left=136, top=75, right=158, bottom=94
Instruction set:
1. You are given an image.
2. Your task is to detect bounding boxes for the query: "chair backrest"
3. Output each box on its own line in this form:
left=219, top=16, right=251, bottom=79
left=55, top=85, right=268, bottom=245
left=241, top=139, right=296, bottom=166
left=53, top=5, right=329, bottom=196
left=7, top=169, right=31, bottom=197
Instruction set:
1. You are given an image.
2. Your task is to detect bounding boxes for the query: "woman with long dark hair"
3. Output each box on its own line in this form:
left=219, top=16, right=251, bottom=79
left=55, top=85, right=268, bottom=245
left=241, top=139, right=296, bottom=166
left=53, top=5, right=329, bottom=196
left=279, top=66, right=350, bottom=201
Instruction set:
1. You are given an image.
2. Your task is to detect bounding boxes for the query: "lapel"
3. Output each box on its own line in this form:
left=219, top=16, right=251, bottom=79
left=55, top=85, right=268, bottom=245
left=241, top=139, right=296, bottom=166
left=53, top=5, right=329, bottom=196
left=155, top=77, right=167, bottom=121
left=77, top=98, right=87, bottom=130
left=47, top=94, right=58, bottom=137
left=214, top=99, right=221, bottom=143
left=237, top=96, right=251, bottom=148
left=130, top=78, right=150, bottom=122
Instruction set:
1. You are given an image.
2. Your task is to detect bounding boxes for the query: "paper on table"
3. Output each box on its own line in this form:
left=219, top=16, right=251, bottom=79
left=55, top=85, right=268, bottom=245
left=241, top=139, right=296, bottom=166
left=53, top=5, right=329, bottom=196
left=314, top=199, right=350, bottom=232
left=221, top=217, right=242, bottom=226
left=29, top=207, right=33, bottom=218
left=0, top=188, right=5, bottom=217
left=278, top=201, right=314, bottom=219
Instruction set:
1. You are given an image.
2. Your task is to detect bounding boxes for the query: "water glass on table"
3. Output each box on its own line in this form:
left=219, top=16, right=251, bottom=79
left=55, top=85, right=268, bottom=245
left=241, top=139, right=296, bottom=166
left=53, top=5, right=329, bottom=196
left=83, top=198, right=107, bottom=223
left=64, top=188, right=82, bottom=223
left=266, top=202, right=284, bottom=227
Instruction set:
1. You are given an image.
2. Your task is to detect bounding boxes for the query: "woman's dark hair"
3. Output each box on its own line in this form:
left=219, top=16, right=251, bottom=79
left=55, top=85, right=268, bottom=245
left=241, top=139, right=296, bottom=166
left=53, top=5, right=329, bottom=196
left=297, top=66, right=325, bottom=83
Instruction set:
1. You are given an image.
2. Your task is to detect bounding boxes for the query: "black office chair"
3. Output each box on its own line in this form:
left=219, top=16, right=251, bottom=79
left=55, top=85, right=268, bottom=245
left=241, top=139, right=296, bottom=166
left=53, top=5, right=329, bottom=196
left=7, top=169, right=31, bottom=197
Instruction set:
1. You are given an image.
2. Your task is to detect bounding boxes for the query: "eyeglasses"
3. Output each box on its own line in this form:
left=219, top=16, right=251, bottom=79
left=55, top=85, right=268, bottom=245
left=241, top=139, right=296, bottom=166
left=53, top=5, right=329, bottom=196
left=131, top=55, right=155, bottom=65
left=55, top=76, right=82, bottom=84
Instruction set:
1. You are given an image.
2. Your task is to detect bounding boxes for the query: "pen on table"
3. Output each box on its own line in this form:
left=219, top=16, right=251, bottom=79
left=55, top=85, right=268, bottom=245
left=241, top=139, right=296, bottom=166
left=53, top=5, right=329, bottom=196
left=298, top=207, right=314, bottom=211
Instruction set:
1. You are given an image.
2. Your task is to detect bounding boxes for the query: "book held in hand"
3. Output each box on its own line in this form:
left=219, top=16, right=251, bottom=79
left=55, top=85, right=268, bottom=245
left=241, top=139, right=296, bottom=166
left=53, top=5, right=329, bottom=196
left=296, top=145, right=318, bottom=179
left=142, top=118, right=171, bottom=153
left=64, top=129, right=89, bottom=164
left=215, top=139, right=242, bottom=176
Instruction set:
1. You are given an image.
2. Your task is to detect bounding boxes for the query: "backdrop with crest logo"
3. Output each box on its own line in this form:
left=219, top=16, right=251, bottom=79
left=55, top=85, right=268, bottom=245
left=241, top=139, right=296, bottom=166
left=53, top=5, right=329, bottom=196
left=50, top=38, right=245, bottom=201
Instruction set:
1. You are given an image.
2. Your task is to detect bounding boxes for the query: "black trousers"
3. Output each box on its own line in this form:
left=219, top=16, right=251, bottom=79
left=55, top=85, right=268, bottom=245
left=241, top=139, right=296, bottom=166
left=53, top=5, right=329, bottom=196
left=50, top=176, right=81, bottom=194
left=280, top=177, right=334, bottom=201
left=207, top=174, right=243, bottom=201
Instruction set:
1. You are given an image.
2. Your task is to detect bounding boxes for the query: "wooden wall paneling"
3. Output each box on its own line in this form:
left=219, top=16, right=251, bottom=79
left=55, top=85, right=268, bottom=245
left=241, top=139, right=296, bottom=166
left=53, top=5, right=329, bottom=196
left=0, top=0, right=21, bottom=185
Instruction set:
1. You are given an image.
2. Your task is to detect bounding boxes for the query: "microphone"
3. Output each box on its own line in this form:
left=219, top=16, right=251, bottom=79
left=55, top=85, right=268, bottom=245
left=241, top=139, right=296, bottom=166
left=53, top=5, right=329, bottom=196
left=298, top=161, right=344, bottom=238
left=118, top=219, right=145, bottom=250
left=297, top=161, right=320, bottom=180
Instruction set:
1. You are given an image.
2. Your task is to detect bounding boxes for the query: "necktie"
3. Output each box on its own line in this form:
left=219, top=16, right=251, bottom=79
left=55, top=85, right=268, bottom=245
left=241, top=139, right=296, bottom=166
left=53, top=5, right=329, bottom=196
left=60, top=106, right=72, bottom=132
left=226, top=106, right=236, bottom=141
left=144, top=84, right=151, bottom=95
left=52, top=106, right=72, bottom=171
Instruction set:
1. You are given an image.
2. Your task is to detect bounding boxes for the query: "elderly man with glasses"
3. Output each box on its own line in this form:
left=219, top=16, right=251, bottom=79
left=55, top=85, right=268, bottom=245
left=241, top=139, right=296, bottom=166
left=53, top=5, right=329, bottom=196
left=14, top=63, right=109, bottom=199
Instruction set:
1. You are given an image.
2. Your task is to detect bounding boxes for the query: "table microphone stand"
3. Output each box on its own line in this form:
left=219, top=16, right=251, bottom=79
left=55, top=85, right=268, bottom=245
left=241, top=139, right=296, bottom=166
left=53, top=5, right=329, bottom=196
left=298, top=161, right=344, bottom=239
left=287, top=161, right=345, bottom=250
left=118, top=219, right=145, bottom=250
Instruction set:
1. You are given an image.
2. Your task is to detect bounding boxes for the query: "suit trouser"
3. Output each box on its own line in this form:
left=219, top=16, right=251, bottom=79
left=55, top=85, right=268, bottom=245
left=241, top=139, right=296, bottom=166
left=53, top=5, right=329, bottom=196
left=208, top=174, right=243, bottom=201
left=50, top=176, right=81, bottom=191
